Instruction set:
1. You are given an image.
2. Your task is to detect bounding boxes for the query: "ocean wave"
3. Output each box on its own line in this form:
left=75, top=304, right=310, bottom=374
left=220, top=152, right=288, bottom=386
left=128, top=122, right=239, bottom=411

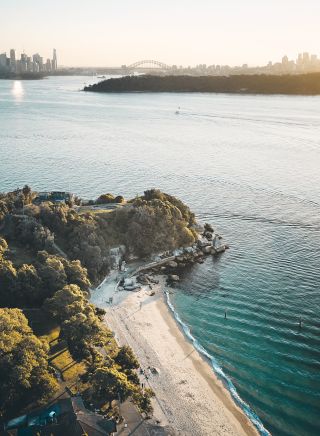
left=165, top=291, right=270, bottom=436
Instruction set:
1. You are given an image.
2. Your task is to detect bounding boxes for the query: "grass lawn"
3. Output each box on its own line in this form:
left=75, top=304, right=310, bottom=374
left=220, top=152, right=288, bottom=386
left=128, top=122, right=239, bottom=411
left=24, top=309, right=87, bottom=390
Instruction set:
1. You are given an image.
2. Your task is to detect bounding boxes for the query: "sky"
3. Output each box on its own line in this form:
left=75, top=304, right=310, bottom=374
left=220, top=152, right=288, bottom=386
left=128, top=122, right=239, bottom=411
left=1, top=0, right=319, bottom=67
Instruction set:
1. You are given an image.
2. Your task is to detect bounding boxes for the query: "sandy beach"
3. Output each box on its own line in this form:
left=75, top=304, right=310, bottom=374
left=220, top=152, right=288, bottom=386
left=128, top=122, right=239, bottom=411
left=91, top=273, right=258, bottom=436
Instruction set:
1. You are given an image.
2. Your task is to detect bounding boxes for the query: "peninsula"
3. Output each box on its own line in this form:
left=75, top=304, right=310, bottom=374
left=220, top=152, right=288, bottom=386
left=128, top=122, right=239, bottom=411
left=84, top=73, right=320, bottom=95
left=0, top=186, right=257, bottom=435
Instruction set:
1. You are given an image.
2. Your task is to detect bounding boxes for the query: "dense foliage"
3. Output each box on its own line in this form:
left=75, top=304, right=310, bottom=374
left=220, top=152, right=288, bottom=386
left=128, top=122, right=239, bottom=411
left=0, top=248, right=90, bottom=307
left=96, top=193, right=125, bottom=204
left=0, top=186, right=195, bottom=420
left=0, top=309, right=58, bottom=418
left=84, top=73, right=320, bottom=95
left=4, top=188, right=197, bottom=281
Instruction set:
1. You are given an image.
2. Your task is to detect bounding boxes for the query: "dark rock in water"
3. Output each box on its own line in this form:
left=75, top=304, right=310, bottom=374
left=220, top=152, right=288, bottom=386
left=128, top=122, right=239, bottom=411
left=197, top=258, right=204, bottom=264
left=196, top=240, right=203, bottom=248
left=204, top=231, right=213, bottom=240
left=204, top=223, right=214, bottom=233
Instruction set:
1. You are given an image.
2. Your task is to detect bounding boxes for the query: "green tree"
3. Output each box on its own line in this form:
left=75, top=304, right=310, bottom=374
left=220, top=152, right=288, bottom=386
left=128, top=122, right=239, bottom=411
left=114, top=345, right=139, bottom=371
left=61, top=259, right=91, bottom=291
left=90, top=366, right=135, bottom=403
left=60, top=309, right=104, bottom=361
left=132, top=388, right=155, bottom=415
left=36, top=252, right=67, bottom=297
left=16, top=264, right=42, bottom=305
left=0, top=259, right=17, bottom=307
left=96, top=193, right=115, bottom=204
left=0, top=237, right=8, bottom=260
left=44, top=284, right=88, bottom=321
left=0, top=309, right=58, bottom=418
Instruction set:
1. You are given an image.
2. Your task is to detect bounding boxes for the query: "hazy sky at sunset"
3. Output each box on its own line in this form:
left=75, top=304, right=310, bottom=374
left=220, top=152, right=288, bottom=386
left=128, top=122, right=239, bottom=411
left=1, top=0, right=319, bottom=67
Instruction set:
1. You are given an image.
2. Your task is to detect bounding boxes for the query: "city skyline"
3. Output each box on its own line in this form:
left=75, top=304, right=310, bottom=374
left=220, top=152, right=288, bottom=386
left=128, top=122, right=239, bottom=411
left=0, top=48, right=57, bottom=74
left=1, top=0, right=319, bottom=67
left=1, top=47, right=320, bottom=76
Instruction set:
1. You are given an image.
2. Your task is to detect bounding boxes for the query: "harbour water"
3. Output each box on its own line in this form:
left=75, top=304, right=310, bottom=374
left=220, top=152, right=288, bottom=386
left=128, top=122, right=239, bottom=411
left=0, top=76, right=319, bottom=435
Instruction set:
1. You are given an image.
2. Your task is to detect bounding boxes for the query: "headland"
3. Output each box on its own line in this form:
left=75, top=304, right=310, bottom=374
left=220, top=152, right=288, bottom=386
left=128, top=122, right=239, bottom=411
left=84, top=73, right=320, bottom=95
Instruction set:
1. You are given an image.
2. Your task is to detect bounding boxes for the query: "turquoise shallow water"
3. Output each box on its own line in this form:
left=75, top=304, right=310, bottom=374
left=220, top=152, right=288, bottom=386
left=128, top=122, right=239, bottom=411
left=0, top=76, right=320, bottom=435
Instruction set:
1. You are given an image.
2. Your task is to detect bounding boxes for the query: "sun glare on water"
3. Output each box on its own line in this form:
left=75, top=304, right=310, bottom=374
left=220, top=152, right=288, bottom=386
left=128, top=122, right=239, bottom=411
left=11, top=81, right=24, bottom=101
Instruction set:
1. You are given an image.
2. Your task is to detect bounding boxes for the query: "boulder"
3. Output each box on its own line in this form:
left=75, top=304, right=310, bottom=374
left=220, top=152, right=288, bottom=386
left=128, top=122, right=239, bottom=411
left=167, top=261, right=178, bottom=269
left=204, top=231, right=213, bottom=240
left=204, top=223, right=214, bottom=233
left=202, top=246, right=213, bottom=255
left=168, top=274, right=180, bottom=282
left=124, top=278, right=134, bottom=287
left=137, top=275, right=149, bottom=285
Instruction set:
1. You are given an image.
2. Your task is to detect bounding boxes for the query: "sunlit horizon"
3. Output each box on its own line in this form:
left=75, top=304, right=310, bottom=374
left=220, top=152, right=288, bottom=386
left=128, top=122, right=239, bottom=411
left=1, top=0, right=320, bottom=67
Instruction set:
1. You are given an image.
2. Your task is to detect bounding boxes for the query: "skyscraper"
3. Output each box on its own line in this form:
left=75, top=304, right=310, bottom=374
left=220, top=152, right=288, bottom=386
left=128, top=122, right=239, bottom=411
left=52, top=49, right=57, bottom=71
left=10, top=49, right=16, bottom=72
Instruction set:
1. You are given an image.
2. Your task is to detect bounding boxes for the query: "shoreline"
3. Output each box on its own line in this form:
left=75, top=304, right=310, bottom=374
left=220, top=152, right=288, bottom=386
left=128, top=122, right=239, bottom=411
left=91, top=273, right=260, bottom=435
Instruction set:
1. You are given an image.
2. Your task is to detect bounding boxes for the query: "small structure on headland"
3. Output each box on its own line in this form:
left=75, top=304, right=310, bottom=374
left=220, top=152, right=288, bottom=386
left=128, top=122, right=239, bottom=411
left=33, top=191, right=74, bottom=205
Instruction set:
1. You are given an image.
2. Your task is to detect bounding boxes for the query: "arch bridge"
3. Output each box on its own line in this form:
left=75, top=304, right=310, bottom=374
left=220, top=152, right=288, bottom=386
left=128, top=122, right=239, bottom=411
left=127, top=60, right=171, bottom=70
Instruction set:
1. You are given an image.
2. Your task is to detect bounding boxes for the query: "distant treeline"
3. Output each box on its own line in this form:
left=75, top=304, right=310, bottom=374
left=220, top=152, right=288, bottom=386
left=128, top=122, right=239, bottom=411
left=84, top=73, right=320, bottom=95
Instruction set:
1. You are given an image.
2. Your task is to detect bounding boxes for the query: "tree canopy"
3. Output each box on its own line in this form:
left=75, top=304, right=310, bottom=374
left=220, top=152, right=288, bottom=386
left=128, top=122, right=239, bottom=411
left=0, top=309, right=58, bottom=418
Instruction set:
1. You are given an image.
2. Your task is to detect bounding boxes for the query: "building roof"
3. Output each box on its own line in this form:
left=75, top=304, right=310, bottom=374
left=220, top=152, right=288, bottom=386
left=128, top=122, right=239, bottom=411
left=2, top=397, right=116, bottom=436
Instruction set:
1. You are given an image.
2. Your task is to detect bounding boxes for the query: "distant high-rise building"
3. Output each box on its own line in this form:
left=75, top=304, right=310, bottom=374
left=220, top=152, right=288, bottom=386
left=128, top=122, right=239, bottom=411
left=20, top=53, right=27, bottom=73
left=46, top=58, right=52, bottom=72
left=26, top=57, right=33, bottom=72
left=0, top=53, right=8, bottom=71
left=303, top=52, right=310, bottom=63
left=52, top=48, right=57, bottom=71
left=10, top=49, right=16, bottom=72
left=33, top=53, right=43, bottom=72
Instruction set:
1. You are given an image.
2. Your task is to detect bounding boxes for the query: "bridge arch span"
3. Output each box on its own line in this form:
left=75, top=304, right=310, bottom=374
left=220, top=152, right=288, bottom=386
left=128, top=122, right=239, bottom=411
left=127, top=60, right=170, bottom=70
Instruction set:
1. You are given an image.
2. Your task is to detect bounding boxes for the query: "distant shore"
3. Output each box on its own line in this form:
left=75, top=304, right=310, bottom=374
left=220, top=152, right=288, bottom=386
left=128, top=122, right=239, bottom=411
left=90, top=272, right=260, bottom=436
left=0, top=73, right=46, bottom=80
left=83, top=73, right=320, bottom=95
